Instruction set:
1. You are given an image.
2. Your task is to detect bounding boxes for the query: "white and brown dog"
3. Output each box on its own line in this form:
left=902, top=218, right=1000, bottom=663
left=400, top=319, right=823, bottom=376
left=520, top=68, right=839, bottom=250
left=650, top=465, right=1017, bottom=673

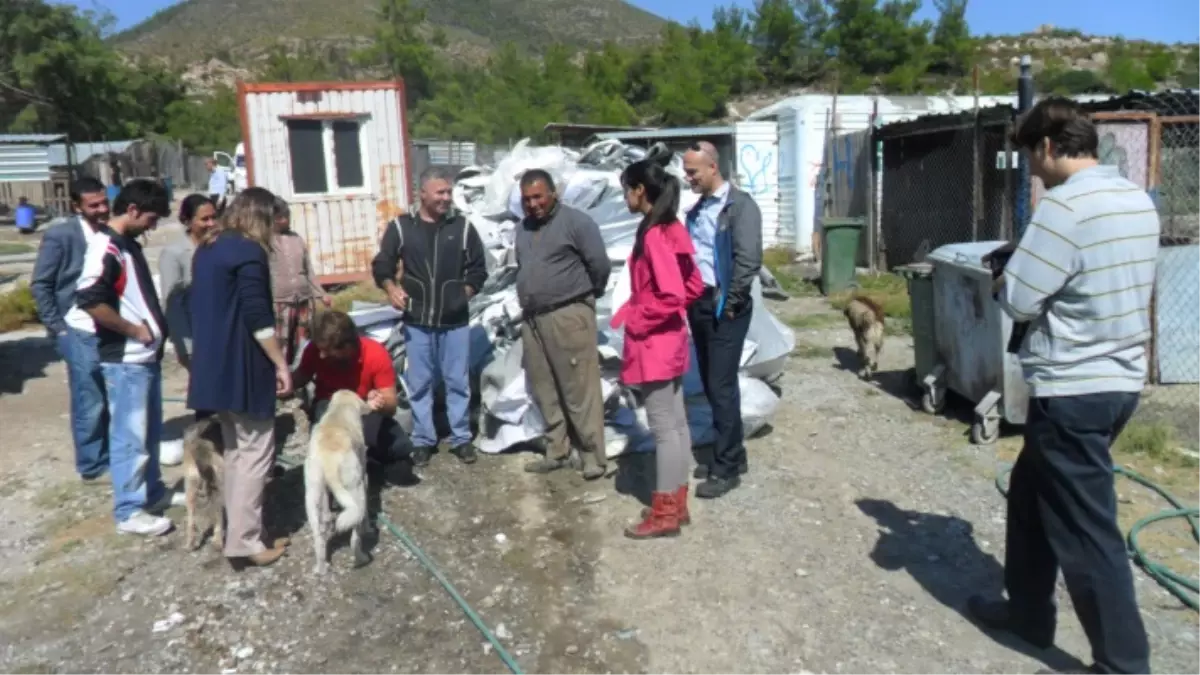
left=182, top=416, right=225, bottom=551
left=305, top=389, right=371, bottom=574
left=843, top=295, right=886, bottom=380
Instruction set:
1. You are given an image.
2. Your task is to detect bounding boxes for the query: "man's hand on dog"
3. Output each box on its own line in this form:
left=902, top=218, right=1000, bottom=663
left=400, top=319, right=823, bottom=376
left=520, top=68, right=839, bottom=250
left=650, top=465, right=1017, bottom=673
left=367, top=390, right=386, bottom=412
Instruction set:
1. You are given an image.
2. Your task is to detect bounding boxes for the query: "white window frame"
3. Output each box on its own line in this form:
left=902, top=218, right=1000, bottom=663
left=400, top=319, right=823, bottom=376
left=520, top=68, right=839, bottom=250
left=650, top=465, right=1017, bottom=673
left=285, top=114, right=372, bottom=201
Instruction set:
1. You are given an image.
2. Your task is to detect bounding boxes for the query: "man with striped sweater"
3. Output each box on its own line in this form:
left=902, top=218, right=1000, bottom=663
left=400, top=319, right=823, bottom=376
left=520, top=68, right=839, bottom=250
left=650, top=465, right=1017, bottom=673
left=969, top=98, right=1157, bottom=674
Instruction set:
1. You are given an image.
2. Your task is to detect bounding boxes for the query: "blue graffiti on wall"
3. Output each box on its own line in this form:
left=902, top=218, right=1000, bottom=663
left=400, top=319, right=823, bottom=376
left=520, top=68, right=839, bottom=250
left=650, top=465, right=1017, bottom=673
left=740, top=144, right=774, bottom=196
left=829, top=134, right=857, bottom=192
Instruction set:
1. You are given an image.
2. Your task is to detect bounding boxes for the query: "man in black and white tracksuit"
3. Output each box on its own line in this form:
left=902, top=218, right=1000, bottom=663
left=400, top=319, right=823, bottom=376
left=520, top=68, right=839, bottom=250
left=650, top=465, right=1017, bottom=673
left=74, top=179, right=182, bottom=536
left=371, top=168, right=488, bottom=467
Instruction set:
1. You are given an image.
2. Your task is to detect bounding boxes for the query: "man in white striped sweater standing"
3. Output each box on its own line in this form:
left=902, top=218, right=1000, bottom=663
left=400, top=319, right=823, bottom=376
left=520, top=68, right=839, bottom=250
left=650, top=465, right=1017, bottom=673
left=969, top=98, right=1157, bottom=674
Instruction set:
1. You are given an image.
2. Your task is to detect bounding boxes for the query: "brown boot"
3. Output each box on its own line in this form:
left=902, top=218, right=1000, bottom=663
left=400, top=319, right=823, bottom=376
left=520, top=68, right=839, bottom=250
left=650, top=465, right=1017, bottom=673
left=580, top=453, right=606, bottom=481
left=625, top=491, right=681, bottom=539
left=641, top=485, right=691, bottom=526
left=230, top=541, right=288, bottom=570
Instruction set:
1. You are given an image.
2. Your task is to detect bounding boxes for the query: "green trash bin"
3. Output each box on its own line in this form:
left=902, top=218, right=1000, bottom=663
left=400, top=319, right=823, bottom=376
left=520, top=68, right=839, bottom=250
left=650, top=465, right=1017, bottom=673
left=895, top=262, right=936, bottom=387
left=820, top=217, right=865, bottom=295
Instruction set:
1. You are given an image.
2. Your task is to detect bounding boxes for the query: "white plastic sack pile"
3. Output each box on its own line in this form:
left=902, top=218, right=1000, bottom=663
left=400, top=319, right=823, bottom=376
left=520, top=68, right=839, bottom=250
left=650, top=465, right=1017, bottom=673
left=351, top=138, right=795, bottom=460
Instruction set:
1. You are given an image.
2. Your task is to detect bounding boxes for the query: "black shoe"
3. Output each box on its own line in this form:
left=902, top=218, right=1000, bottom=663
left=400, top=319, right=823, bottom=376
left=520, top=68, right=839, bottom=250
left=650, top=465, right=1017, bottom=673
left=451, top=442, right=478, bottom=465
left=966, top=596, right=1055, bottom=650
left=80, top=473, right=106, bottom=485
left=411, top=446, right=434, bottom=467
left=694, top=462, right=748, bottom=480
left=695, top=475, right=741, bottom=499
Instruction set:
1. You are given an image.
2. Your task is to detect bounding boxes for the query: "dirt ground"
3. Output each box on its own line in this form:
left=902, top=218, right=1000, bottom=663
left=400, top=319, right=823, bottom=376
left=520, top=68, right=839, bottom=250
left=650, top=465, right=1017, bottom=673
left=0, top=292, right=1197, bottom=674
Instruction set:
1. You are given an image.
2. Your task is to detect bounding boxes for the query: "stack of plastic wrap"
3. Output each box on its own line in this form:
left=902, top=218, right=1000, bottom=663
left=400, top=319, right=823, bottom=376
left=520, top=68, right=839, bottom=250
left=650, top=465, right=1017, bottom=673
left=350, top=138, right=796, bottom=459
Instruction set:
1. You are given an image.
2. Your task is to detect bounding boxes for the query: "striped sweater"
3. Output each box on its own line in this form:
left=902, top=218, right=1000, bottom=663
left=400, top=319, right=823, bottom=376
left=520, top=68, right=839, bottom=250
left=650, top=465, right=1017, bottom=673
left=1000, top=164, right=1159, bottom=397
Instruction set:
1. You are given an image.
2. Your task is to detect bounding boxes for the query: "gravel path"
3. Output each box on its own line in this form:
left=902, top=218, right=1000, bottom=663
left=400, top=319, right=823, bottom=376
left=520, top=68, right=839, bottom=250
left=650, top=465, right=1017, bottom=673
left=0, top=294, right=1196, bottom=674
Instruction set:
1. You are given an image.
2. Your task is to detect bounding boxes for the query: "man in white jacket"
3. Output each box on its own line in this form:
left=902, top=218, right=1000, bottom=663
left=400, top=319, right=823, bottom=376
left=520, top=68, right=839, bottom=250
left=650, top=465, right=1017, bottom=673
left=75, top=179, right=184, bottom=536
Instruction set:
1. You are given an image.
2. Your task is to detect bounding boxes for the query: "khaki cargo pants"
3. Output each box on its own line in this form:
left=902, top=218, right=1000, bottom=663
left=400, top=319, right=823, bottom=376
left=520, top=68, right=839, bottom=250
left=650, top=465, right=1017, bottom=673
left=521, top=299, right=607, bottom=468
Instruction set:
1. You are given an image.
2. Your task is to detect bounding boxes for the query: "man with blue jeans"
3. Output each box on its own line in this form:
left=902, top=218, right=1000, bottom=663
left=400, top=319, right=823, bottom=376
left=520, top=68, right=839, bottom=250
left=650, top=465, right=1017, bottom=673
left=75, top=179, right=181, bottom=536
left=372, top=168, right=488, bottom=466
left=30, top=177, right=112, bottom=482
left=971, top=98, right=1157, bottom=674
left=682, top=142, right=763, bottom=500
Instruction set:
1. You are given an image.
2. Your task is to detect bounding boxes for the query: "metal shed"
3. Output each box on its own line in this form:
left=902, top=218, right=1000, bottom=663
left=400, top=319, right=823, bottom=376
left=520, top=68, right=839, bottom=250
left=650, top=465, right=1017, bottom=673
left=0, top=134, right=73, bottom=216
left=0, top=133, right=66, bottom=183
left=237, top=80, right=414, bottom=284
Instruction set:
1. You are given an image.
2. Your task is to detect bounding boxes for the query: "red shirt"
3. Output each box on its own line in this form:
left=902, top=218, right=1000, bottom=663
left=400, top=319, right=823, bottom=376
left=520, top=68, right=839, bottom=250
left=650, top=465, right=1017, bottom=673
left=298, top=336, right=396, bottom=402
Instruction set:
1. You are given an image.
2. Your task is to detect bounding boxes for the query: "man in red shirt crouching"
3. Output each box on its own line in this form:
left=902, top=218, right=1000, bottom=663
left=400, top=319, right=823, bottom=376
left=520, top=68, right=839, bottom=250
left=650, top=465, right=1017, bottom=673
left=293, top=310, right=412, bottom=476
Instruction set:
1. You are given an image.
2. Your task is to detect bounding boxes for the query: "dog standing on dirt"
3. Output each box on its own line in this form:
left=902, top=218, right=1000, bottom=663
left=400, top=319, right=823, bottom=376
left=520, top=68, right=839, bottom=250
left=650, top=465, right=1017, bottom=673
left=305, top=389, right=371, bottom=574
left=183, top=416, right=225, bottom=551
left=843, top=296, right=885, bottom=380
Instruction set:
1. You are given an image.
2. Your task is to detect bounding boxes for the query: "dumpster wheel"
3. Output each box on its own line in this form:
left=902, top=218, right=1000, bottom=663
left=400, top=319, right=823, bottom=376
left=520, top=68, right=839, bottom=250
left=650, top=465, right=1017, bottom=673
left=970, top=417, right=1000, bottom=445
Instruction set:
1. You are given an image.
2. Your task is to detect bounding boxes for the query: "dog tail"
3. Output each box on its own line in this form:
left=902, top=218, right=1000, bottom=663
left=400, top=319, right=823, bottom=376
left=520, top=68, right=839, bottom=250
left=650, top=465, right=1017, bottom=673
left=323, top=449, right=366, bottom=534
left=850, top=295, right=887, bottom=324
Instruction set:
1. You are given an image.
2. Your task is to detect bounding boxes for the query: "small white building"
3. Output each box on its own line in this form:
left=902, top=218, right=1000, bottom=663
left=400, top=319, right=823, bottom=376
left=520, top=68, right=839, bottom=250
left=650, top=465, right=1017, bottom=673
left=237, top=80, right=414, bottom=284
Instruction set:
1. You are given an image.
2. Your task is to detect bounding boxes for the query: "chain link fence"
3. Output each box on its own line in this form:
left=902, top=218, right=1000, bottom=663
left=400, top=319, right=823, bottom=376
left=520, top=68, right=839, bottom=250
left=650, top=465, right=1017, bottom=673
left=1115, top=91, right=1200, bottom=449
left=875, top=105, right=1019, bottom=269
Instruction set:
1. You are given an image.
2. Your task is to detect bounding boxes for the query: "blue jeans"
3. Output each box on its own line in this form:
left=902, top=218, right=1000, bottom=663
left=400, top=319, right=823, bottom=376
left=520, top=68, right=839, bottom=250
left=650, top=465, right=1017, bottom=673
left=100, top=361, right=167, bottom=522
left=56, top=328, right=109, bottom=478
left=403, top=324, right=471, bottom=448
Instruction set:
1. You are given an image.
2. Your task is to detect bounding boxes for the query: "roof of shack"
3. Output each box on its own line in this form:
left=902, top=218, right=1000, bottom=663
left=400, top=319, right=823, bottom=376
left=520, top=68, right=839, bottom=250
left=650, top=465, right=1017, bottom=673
left=875, top=104, right=1017, bottom=140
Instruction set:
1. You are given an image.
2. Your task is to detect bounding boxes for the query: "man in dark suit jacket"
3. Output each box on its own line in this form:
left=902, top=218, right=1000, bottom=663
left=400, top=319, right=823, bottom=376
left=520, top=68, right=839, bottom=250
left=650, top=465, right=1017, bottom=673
left=29, top=177, right=113, bottom=482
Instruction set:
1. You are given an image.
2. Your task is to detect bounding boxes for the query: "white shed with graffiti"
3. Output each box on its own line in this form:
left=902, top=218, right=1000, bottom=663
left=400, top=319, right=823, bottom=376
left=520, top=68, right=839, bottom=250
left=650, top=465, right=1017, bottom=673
left=593, top=122, right=785, bottom=247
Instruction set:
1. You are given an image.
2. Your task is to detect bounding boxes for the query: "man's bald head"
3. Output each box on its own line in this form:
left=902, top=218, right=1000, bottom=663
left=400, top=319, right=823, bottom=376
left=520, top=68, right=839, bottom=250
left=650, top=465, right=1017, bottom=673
left=682, top=141, right=724, bottom=196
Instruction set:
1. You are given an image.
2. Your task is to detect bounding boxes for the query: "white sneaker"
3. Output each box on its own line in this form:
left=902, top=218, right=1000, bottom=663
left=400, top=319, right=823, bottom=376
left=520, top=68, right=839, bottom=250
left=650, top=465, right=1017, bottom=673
left=117, top=510, right=172, bottom=536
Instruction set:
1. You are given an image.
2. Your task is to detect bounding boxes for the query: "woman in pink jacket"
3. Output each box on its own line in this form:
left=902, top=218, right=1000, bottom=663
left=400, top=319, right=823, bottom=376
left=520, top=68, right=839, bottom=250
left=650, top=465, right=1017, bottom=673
left=611, top=159, right=705, bottom=539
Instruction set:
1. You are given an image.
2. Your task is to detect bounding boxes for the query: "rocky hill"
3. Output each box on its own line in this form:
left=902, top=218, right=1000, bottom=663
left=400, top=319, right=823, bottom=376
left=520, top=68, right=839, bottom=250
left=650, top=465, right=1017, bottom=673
left=111, top=0, right=666, bottom=66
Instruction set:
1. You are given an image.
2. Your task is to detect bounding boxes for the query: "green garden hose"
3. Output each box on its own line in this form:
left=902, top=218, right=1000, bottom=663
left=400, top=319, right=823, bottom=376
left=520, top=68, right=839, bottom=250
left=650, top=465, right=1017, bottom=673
left=996, top=463, right=1199, bottom=611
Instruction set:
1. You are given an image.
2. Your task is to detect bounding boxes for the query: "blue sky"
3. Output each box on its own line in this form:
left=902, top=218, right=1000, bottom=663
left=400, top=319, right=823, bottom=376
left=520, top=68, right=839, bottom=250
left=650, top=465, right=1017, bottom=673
left=64, top=0, right=1200, bottom=44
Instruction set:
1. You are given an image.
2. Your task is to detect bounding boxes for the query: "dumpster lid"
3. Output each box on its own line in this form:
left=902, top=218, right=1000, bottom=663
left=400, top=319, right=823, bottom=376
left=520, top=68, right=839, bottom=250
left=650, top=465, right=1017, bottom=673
left=927, top=240, right=1009, bottom=271
left=820, top=216, right=866, bottom=228
left=894, top=262, right=933, bottom=278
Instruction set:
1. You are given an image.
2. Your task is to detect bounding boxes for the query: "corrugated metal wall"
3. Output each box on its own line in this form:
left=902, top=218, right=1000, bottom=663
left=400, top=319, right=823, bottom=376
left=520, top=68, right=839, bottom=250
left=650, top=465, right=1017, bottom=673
left=0, top=144, right=52, bottom=183
left=734, top=121, right=782, bottom=247
left=241, top=84, right=412, bottom=281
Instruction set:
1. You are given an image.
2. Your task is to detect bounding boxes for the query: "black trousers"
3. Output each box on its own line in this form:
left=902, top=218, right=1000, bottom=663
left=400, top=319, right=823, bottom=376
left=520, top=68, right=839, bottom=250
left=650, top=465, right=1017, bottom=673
left=1005, top=392, right=1150, bottom=674
left=687, top=291, right=753, bottom=480
left=310, top=400, right=410, bottom=465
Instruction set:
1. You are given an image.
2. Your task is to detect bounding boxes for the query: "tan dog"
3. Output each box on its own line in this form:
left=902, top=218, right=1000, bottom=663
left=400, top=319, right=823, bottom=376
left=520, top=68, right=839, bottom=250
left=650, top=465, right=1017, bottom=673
left=844, top=295, right=885, bottom=380
left=305, top=390, right=371, bottom=575
left=182, top=416, right=225, bottom=551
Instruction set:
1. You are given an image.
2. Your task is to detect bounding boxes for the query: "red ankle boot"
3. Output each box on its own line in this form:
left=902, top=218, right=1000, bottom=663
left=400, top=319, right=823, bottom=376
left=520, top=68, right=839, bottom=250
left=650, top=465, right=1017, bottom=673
left=640, top=485, right=692, bottom=526
left=625, top=491, right=681, bottom=539
left=675, top=484, right=691, bottom=526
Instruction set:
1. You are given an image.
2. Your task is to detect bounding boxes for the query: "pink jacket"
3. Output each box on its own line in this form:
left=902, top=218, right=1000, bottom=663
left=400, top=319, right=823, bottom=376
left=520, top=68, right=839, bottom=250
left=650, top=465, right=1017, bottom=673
left=611, top=220, right=705, bottom=385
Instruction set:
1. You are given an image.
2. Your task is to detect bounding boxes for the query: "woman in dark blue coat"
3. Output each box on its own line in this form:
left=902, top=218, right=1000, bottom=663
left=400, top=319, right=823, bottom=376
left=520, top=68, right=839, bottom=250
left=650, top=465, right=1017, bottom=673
left=188, top=187, right=293, bottom=569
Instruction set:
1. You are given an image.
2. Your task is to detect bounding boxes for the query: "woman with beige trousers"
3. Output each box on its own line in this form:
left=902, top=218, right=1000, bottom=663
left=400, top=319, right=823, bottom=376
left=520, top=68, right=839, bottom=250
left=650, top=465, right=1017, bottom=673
left=187, top=187, right=293, bottom=569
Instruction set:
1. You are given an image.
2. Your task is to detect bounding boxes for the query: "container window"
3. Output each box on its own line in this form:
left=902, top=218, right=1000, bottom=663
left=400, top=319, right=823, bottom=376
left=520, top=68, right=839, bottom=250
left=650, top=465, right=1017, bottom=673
left=287, top=120, right=328, bottom=194
left=332, top=120, right=365, bottom=189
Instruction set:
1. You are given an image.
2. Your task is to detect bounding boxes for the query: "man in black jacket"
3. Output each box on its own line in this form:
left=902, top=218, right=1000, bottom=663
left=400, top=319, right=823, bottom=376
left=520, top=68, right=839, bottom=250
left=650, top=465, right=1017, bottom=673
left=372, top=168, right=488, bottom=466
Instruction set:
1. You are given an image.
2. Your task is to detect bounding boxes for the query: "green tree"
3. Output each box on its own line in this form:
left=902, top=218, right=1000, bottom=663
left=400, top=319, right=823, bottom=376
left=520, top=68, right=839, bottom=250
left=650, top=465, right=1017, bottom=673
left=1106, top=41, right=1156, bottom=91
left=1177, top=46, right=1200, bottom=88
left=1041, top=68, right=1109, bottom=95
left=1143, top=47, right=1176, bottom=83
left=163, top=86, right=241, bottom=154
left=357, top=0, right=438, bottom=107
left=750, top=0, right=804, bottom=84
left=0, top=0, right=185, bottom=139
left=824, top=0, right=930, bottom=78
left=929, top=0, right=972, bottom=76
